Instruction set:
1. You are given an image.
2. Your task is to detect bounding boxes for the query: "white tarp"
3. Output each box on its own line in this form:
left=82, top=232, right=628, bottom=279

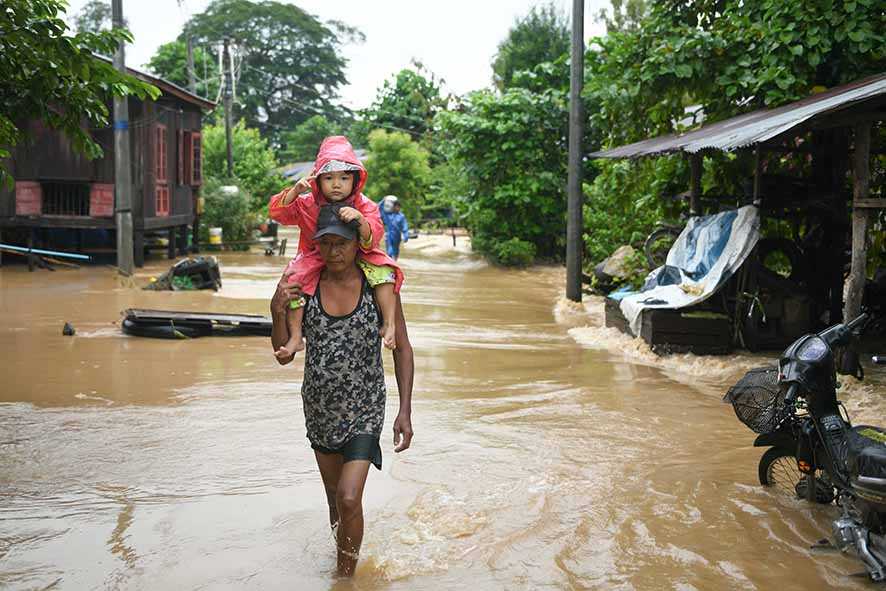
left=616, top=205, right=761, bottom=335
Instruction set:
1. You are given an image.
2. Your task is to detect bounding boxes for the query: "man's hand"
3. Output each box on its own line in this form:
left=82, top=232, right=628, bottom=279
left=271, top=269, right=303, bottom=315
left=393, top=410, right=413, bottom=452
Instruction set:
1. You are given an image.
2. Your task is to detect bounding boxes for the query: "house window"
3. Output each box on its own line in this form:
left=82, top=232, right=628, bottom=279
left=190, top=132, right=202, bottom=186
left=42, top=182, right=90, bottom=216
left=155, top=123, right=169, bottom=217
left=155, top=184, right=170, bottom=217
left=177, top=129, right=185, bottom=186
left=154, top=124, right=168, bottom=183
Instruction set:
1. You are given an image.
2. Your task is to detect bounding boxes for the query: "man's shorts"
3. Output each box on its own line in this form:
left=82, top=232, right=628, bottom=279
left=311, top=433, right=382, bottom=470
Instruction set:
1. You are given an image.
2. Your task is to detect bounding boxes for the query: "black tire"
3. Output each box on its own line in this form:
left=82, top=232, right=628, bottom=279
left=643, top=227, right=681, bottom=269
left=758, top=446, right=833, bottom=503
left=754, top=237, right=806, bottom=284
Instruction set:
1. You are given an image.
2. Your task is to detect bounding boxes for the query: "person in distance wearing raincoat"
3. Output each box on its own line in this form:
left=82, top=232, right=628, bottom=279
left=378, top=195, right=410, bottom=260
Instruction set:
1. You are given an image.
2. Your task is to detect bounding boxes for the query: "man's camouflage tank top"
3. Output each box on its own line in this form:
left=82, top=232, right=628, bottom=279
left=301, top=275, right=386, bottom=449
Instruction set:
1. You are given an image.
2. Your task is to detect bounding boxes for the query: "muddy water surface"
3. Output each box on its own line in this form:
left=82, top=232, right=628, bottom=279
left=1, top=235, right=884, bottom=590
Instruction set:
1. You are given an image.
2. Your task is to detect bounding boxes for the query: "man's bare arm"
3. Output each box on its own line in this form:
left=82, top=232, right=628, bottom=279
left=270, top=271, right=300, bottom=365
left=392, top=295, right=414, bottom=451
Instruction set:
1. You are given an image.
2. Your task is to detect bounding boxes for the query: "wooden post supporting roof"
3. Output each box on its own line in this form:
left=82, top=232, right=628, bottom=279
left=843, top=122, right=871, bottom=324
left=689, top=153, right=702, bottom=216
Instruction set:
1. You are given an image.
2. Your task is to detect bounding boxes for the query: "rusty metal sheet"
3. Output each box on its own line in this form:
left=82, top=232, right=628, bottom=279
left=589, top=73, right=886, bottom=159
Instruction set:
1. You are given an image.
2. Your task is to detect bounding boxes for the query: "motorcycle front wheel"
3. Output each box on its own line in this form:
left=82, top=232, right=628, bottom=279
left=758, top=446, right=833, bottom=503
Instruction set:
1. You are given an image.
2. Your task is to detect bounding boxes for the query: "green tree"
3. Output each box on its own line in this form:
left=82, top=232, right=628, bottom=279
left=492, top=3, right=570, bottom=91
left=201, top=119, right=284, bottom=211
left=579, top=0, right=885, bottom=268
left=278, top=115, right=340, bottom=163
left=362, top=62, right=448, bottom=141
left=73, top=0, right=126, bottom=34
left=587, top=0, right=886, bottom=145
left=177, top=0, right=362, bottom=145
left=362, top=129, right=431, bottom=223
left=146, top=40, right=220, bottom=99
left=595, top=0, right=647, bottom=34
left=0, top=0, right=158, bottom=183
left=435, top=88, right=569, bottom=263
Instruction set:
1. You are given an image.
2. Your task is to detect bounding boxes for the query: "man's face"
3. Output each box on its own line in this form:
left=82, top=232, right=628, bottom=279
left=318, top=171, right=355, bottom=202
left=317, top=234, right=358, bottom=270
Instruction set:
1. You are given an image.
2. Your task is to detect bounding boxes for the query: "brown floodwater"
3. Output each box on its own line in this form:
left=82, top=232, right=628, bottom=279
left=1, top=234, right=884, bottom=590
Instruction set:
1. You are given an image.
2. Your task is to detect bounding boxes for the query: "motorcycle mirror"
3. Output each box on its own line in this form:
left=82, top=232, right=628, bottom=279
left=873, top=355, right=886, bottom=365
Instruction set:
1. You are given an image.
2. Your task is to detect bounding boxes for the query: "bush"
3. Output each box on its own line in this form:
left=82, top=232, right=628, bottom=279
left=199, top=178, right=261, bottom=248
left=202, top=119, right=284, bottom=213
left=434, top=87, right=569, bottom=264
left=488, top=237, right=536, bottom=267
left=362, top=129, right=431, bottom=222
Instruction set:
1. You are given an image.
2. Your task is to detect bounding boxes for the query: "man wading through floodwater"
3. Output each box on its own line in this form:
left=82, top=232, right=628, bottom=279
left=270, top=204, right=415, bottom=577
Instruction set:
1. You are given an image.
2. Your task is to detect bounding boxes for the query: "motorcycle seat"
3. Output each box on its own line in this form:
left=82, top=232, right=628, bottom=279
left=847, top=426, right=886, bottom=502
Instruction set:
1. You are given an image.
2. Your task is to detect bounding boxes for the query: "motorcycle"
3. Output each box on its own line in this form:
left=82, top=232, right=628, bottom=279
left=724, top=313, right=886, bottom=581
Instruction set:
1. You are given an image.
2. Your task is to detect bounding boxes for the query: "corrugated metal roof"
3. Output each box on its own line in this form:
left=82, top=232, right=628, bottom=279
left=589, top=73, right=886, bottom=159
left=95, top=56, right=217, bottom=111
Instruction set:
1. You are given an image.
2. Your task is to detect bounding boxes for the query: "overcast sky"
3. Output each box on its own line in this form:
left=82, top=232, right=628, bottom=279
left=64, top=0, right=609, bottom=109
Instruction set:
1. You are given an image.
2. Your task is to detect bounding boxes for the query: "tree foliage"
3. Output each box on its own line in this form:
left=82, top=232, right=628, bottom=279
left=146, top=40, right=220, bottom=100
left=595, top=0, right=647, bottom=34
left=587, top=0, right=886, bottom=146
left=362, top=129, right=431, bottom=223
left=0, top=0, right=158, bottom=183
left=278, top=115, right=340, bottom=163
left=201, top=119, right=284, bottom=211
left=491, top=3, right=570, bottom=91
left=578, top=0, right=885, bottom=267
left=178, top=0, right=361, bottom=146
left=360, top=63, right=448, bottom=142
left=435, top=88, right=569, bottom=261
left=199, top=177, right=261, bottom=245
left=72, top=0, right=117, bottom=33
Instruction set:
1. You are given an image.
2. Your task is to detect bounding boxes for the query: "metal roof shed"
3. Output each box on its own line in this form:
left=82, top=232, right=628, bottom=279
left=588, top=73, right=886, bottom=325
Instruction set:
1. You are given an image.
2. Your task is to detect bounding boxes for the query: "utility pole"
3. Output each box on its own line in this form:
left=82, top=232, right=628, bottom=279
left=112, top=0, right=133, bottom=275
left=222, top=37, right=234, bottom=177
left=186, top=36, right=196, bottom=94
left=566, top=0, right=585, bottom=302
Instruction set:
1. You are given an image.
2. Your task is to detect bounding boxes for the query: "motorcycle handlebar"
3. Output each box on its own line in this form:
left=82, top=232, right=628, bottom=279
left=846, top=313, right=868, bottom=333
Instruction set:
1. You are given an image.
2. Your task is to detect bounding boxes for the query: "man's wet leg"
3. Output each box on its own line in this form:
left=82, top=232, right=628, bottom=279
left=335, top=459, right=371, bottom=577
left=314, top=451, right=343, bottom=532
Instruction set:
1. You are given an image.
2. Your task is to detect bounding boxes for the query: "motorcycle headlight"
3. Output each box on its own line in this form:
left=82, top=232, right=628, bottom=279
left=796, top=336, right=828, bottom=362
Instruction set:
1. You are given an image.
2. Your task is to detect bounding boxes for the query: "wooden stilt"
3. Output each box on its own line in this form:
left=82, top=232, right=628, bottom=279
left=134, top=231, right=145, bottom=268
left=178, top=225, right=188, bottom=256
left=167, top=227, right=177, bottom=260
left=27, top=229, right=35, bottom=272
left=842, top=122, right=871, bottom=323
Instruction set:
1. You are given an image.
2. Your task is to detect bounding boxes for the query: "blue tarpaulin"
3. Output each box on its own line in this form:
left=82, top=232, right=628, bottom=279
left=619, top=205, right=760, bottom=335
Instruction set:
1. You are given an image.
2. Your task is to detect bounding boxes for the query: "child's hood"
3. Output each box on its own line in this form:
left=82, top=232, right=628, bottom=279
left=309, top=136, right=367, bottom=201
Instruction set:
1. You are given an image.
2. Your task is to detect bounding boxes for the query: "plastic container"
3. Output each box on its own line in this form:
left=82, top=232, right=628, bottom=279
left=209, top=227, right=223, bottom=245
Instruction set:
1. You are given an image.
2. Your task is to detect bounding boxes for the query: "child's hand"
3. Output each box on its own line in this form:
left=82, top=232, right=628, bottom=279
left=337, top=206, right=364, bottom=226
left=292, top=174, right=316, bottom=195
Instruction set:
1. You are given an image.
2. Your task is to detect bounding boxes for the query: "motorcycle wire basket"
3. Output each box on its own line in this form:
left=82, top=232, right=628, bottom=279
left=723, top=367, right=790, bottom=434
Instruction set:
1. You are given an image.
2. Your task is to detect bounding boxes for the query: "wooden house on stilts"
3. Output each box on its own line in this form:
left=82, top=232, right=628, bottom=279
left=0, top=63, right=216, bottom=267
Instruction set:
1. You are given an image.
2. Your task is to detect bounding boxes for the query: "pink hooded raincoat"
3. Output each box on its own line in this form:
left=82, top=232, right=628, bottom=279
left=268, top=136, right=404, bottom=296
